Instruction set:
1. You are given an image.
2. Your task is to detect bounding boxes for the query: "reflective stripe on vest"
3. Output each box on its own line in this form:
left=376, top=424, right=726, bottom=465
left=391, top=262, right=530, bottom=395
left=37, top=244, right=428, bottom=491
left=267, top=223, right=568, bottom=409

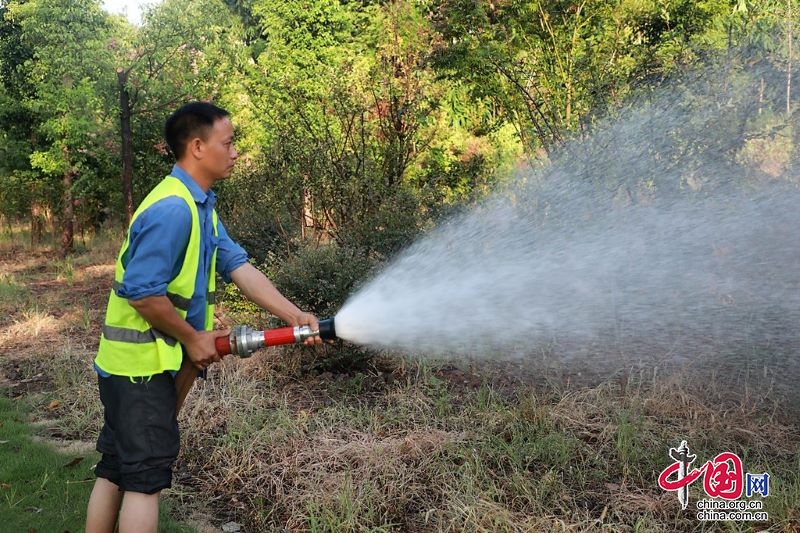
left=95, top=176, right=218, bottom=377
left=102, top=324, right=179, bottom=346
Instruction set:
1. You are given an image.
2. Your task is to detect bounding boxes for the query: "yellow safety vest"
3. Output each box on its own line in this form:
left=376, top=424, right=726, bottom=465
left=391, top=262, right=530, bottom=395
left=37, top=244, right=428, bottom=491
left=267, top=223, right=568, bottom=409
left=95, top=176, right=218, bottom=376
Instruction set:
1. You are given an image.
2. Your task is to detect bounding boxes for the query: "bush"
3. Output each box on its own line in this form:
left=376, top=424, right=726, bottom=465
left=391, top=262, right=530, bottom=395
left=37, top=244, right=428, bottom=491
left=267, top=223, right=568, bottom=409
left=264, top=242, right=376, bottom=320
left=215, top=242, right=379, bottom=373
left=334, top=188, right=426, bottom=262
left=218, top=279, right=267, bottom=326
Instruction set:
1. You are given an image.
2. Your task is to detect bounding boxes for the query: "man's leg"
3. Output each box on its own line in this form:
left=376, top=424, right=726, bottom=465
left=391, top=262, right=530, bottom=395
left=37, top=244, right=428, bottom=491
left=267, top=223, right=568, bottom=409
left=92, top=372, right=178, bottom=533
left=85, top=477, right=123, bottom=533
left=118, top=491, right=160, bottom=533
left=174, top=355, right=198, bottom=415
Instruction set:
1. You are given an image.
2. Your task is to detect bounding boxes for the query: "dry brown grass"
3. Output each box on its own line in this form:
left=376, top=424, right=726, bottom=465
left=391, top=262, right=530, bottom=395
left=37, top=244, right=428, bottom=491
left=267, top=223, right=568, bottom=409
left=2, top=233, right=799, bottom=533
left=170, top=351, right=799, bottom=532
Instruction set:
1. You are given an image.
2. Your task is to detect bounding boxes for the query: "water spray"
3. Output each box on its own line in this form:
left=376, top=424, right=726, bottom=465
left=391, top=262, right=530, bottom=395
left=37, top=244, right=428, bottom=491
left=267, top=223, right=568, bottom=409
left=214, top=317, right=337, bottom=357
left=198, top=62, right=800, bottom=404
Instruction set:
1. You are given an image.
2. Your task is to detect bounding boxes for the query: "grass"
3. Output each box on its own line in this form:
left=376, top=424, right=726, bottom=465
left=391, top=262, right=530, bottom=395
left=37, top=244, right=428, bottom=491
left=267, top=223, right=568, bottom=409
left=2, top=230, right=800, bottom=532
left=176, top=355, right=800, bottom=532
left=0, top=393, right=96, bottom=531
left=0, top=272, right=28, bottom=302
left=0, top=393, right=195, bottom=532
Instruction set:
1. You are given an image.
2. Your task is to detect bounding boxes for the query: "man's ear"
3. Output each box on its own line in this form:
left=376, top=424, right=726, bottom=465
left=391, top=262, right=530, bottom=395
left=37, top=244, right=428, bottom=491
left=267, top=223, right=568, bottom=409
left=187, top=136, right=205, bottom=160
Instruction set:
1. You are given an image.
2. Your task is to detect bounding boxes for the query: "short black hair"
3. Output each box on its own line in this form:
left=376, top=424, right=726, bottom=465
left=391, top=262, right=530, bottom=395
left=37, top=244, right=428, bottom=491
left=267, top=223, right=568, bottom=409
left=164, top=102, right=230, bottom=160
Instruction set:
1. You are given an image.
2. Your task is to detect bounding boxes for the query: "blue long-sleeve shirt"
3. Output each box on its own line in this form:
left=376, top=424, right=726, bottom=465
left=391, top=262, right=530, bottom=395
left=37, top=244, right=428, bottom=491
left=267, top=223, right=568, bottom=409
left=115, top=164, right=248, bottom=330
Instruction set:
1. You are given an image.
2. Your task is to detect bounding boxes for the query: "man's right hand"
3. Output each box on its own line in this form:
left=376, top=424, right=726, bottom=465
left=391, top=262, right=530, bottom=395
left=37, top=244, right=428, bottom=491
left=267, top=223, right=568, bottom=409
left=184, top=329, right=230, bottom=370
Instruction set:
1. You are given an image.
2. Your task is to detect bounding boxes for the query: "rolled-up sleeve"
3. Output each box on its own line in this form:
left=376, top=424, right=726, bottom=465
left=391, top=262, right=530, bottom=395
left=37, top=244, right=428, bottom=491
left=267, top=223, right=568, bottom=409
left=115, top=197, right=192, bottom=300
left=215, top=218, right=248, bottom=282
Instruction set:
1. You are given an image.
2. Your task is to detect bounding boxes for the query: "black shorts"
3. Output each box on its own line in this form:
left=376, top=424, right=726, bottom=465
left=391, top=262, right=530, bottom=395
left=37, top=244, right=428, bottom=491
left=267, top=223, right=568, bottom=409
left=94, top=371, right=180, bottom=494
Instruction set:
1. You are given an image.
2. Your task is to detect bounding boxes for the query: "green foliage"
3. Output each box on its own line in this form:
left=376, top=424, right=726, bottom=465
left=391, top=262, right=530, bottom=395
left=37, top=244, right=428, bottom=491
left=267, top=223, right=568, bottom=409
left=426, top=0, right=764, bottom=151
left=413, top=119, right=521, bottom=214
left=264, top=242, right=376, bottom=320
left=116, top=0, right=246, bottom=207
left=219, top=278, right=266, bottom=324
left=1, top=0, right=117, bottom=252
left=220, top=0, right=510, bottom=292
left=0, top=0, right=247, bottom=238
left=335, top=187, right=426, bottom=260
left=1, top=0, right=798, bottom=267
left=0, top=5, right=38, bottom=222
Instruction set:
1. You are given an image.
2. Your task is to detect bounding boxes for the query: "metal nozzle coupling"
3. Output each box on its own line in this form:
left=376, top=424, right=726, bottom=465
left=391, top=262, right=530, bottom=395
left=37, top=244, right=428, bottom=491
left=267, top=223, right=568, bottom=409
left=298, top=317, right=337, bottom=342
left=230, top=325, right=265, bottom=358
left=294, top=325, right=315, bottom=342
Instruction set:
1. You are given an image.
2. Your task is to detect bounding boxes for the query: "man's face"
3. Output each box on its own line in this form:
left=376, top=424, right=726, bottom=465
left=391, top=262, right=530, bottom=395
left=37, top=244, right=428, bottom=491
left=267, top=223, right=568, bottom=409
left=200, top=117, right=238, bottom=180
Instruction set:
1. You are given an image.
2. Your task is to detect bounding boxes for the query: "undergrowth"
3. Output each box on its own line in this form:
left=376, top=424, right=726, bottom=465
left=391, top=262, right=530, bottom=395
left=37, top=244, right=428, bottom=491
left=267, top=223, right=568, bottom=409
left=2, top=233, right=799, bottom=532
left=174, top=353, right=800, bottom=532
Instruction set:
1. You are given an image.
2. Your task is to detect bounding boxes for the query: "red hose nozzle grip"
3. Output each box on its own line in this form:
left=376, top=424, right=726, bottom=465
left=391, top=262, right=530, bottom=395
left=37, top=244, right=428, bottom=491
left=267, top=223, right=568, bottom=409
left=215, top=334, right=232, bottom=356
left=264, top=326, right=299, bottom=346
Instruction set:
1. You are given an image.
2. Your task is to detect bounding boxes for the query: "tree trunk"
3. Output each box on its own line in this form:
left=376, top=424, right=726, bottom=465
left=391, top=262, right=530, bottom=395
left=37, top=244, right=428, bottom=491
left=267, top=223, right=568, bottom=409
left=787, top=0, right=793, bottom=117
left=30, top=203, right=43, bottom=247
left=61, top=168, right=74, bottom=256
left=118, top=68, right=135, bottom=223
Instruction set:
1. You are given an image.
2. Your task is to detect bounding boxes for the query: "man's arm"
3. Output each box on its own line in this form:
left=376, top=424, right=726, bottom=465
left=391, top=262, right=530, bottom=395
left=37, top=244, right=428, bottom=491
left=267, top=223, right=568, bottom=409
left=130, top=296, right=230, bottom=415
left=128, top=296, right=228, bottom=369
left=229, top=263, right=322, bottom=345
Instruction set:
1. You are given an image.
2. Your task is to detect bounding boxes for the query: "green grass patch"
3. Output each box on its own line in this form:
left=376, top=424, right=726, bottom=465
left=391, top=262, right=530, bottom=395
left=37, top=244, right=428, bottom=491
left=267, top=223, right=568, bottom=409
left=0, top=393, right=98, bottom=531
left=0, top=393, right=196, bottom=532
left=0, top=273, right=29, bottom=305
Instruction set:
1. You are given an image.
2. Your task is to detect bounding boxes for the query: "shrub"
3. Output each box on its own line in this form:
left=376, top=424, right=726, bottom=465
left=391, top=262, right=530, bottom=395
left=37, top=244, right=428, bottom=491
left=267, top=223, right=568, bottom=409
left=265, top=242, right=376, bottom=321
left=335, top=188, right=426, bottom=262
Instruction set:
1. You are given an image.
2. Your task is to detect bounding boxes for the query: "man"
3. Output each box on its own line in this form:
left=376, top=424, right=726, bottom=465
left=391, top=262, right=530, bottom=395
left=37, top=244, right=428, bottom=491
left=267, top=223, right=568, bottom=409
left=85, top=102, right=322, bottom=533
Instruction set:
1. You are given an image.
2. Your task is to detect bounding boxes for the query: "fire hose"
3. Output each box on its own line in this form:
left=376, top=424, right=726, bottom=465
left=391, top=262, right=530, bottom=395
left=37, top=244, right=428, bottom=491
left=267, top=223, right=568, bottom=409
left=176, top=317, right=337, bottom=413
left=214, top=317, right=338, bottom=357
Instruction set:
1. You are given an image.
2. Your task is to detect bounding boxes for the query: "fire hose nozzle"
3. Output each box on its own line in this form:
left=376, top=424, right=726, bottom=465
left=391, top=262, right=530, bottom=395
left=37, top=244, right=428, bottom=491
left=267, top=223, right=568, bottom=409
left=215, top=317, right=337, bottom=358
left=317, top=317, right=337, bottom=341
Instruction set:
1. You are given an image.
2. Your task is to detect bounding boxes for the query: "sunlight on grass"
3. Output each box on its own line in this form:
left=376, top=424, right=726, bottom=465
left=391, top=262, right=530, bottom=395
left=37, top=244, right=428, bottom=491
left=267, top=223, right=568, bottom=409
left=4, top=309, right=60, bottom=342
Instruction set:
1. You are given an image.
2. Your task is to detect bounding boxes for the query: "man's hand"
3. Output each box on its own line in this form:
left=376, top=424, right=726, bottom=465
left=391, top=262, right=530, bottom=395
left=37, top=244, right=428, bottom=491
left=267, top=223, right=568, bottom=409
left=129, top=295, right=232, bottom=369
left=183, top=329, right=231, bottom=370
left=291, top=311, right=323, bottom=345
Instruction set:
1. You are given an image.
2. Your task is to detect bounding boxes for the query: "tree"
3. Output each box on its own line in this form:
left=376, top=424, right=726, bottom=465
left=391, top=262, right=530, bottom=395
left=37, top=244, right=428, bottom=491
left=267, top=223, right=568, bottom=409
left=0, top=0, right=38, bottom=237
left=5, top=0, right=115, bottom=255
left=112, top=0, right=244, bottom=222
left=221, top=1, right=450, bottom=254
left=426, top=0, right=738, bottom=153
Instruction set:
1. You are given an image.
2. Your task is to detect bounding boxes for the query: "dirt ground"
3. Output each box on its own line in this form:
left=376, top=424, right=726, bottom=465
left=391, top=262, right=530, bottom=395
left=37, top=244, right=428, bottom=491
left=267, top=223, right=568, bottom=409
left=0, top=244, right=107, bottom=384
left=0, top=240, right=509, bottom=531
